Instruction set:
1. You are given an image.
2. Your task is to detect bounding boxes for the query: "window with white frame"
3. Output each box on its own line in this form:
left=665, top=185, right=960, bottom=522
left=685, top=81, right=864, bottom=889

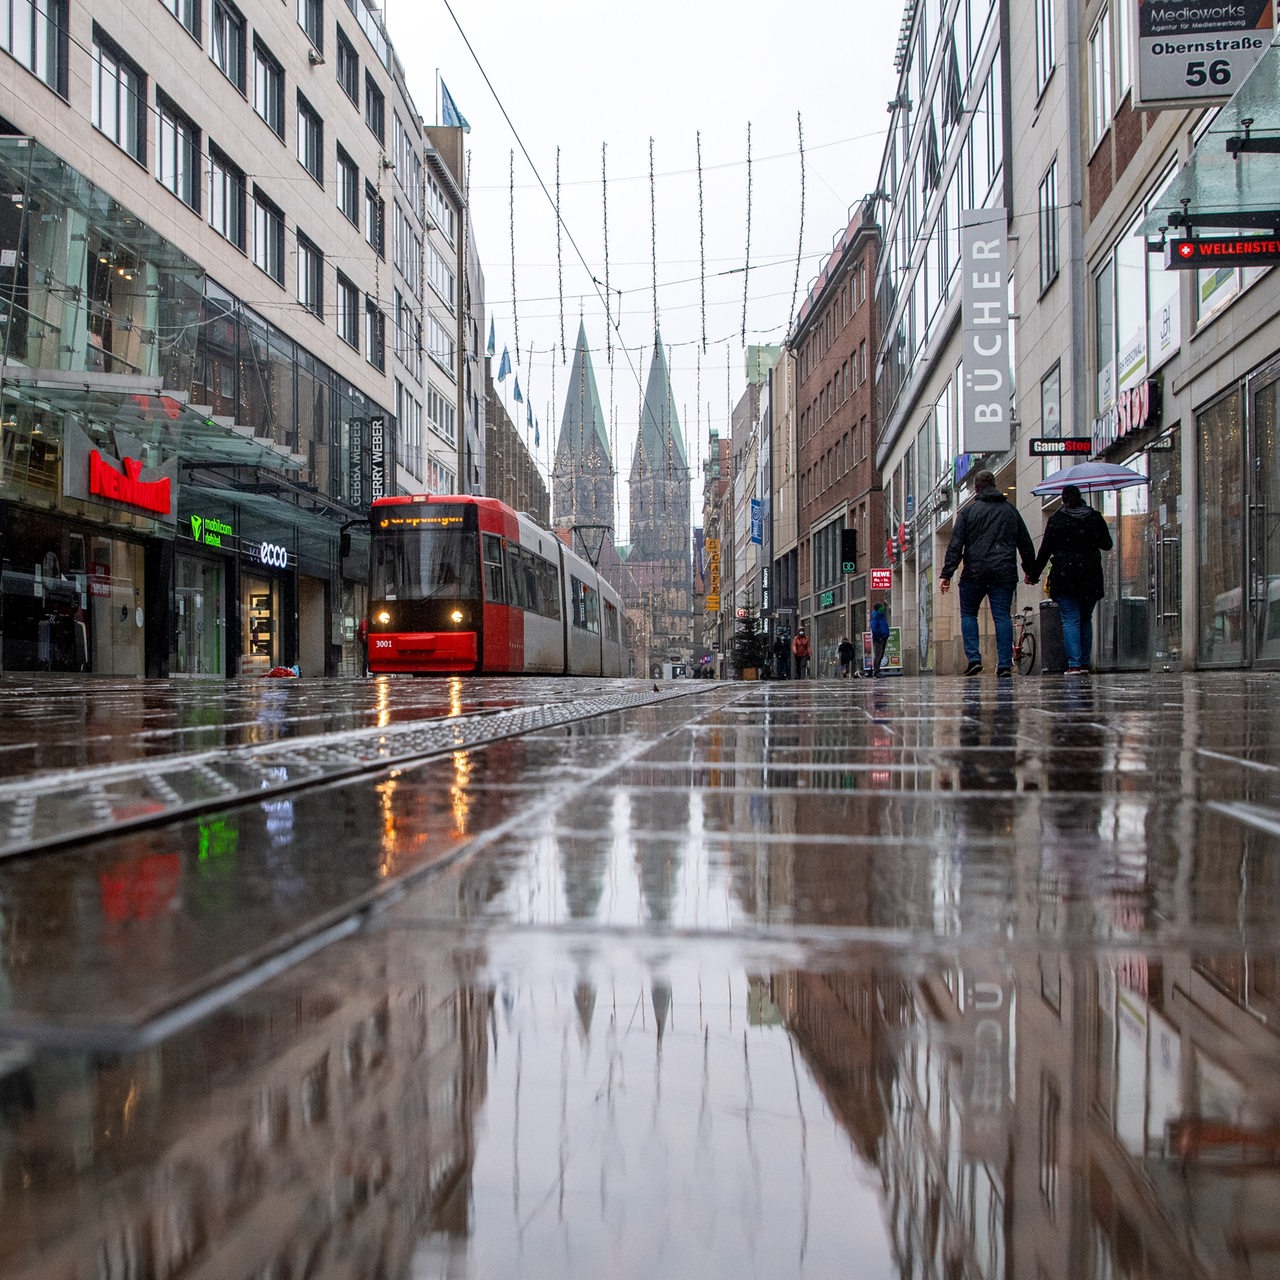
left=428, top=174, right=455, bottom=244
left=429, top=244, right=455, bottom=310
left=253, top=189, right=285, bottom=284
left=253, top=39, right=284, bottom=138
left=157, top=93, right=200, bottom=210
left=92, top=29, right=145, bottom=162
left=364, top=71, right=384, bottom=143
left=365, top=298, right=385, bottom=371
left=1035, top=0, right=1055, bottom=94
left=209, top=145, right=246, bottom=249
left=365, top=183, right=385, bottom=257
left=336, top=145, right=358, bottom=224
left=297, top=0, right=322, bottom=51
left=1038, top=157, right=1059, bottom=292
left=211, top=0, right=245, bottom=93
left=396, top=380, right=423, bottom=477
left=161, top=0, right=198, bottom=37
left=297, top=233, right=323, bottom=316
left=337, top=272, right=359, bottom=348
left=428, top=314, right=455, bottom=372
left=1089, top=8, right=1113, bottom=146
left=427, top=383, right=456, bottom=444
left=296, top=93, right=323, bottom=185
left=335, top=26, right=358, bottom=102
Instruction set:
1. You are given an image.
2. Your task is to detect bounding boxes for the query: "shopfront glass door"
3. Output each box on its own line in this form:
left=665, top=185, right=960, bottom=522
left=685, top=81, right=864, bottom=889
left=1197, top=389, right=1245, bottom=667
left=175, top=557, right=224, bottom=677
left=1148, top=441, right=1182, bottom=668
left=1252, top=372, right=1280, bottom=665
left=1099, top=454, right=1152, bottom=671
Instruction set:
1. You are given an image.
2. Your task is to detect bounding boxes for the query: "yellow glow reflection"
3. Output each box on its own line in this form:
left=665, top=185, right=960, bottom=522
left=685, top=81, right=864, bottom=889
left=451, top=749, right=473, bottom=837
left=377, top=773, right=400, bottom=875
left=448, top=677, right=464, bottom=718
left=375, top=676, right=392, bottom=729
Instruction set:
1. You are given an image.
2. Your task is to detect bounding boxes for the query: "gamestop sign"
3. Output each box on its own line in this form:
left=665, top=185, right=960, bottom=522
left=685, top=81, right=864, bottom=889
left=1134, top=0, right=1273, bottom=109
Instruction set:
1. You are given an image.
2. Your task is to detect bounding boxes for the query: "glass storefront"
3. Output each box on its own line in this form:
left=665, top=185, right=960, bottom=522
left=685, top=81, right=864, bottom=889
left=174, top=556, right=225, bottom=677
left=241, top=575, right=280, bottom=676
left=1196, top=362, right=1280, bottom=669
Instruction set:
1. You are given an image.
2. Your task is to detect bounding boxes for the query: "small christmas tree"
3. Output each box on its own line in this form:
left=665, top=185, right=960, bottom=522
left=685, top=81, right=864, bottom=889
left=731, top=592, right=770, bottom=677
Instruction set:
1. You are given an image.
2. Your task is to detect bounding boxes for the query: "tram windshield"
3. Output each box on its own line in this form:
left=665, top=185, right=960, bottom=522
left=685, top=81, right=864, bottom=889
left=371, top=521, right=480, bottom=601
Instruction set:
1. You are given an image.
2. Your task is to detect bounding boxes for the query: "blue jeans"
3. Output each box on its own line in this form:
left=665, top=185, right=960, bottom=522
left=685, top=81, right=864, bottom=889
left=958, top=579, right=1015, bottom=669
left=1055, top=596, right=1094, bottom=668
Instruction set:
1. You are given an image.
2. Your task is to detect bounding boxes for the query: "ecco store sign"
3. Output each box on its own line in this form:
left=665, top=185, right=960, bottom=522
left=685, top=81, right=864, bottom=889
left=246, top=540, right=291, bottom=570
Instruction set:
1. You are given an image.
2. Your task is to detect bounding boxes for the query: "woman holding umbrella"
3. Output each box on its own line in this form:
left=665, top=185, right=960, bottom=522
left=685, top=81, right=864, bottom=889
left=1031, top=484, right=1113, bottom=673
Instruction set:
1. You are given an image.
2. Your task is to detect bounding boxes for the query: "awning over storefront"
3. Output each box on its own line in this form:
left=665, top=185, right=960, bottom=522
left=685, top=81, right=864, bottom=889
left=0, top=371, right=306, bottom=470
left=1138, top=43, right=1280, bottom=238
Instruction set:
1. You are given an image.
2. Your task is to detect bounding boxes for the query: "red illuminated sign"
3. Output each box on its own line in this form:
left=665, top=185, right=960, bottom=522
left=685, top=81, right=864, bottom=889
left=89, top=450, right=172, bottom=515
left=870, top=568, right=893, bottom=590
left=1165, top=237, right=1280, bottom=269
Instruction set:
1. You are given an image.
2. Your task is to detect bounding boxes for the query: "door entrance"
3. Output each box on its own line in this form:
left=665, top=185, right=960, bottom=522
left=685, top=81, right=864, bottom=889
left=1197, top=361, right=1280, bottom=668
left=175, top=556, right=224, bottom=676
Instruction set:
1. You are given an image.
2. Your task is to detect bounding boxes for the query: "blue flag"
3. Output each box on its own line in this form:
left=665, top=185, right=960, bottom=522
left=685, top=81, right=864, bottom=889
left=527, top=402, right=533, bottom=428
left=497, top=346, right=511, bottom=381
left=486, top=318, right=495, bottom=358
left=535, top=419, right=540, bottom=449
left=513, top=376, right=523, bottom=403
left=441, top=80, right=470, bottom=133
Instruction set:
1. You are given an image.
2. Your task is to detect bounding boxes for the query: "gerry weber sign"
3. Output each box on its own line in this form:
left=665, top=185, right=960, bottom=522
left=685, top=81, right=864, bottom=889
left=1133, top=0, right=1274, bottom=110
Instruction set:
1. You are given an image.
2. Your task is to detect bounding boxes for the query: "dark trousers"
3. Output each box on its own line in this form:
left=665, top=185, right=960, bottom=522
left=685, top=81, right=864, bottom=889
left=871, top=636, right=887, bottom=675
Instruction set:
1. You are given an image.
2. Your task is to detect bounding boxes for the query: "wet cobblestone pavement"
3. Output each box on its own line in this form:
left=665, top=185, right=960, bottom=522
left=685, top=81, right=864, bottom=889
left=1, top=671, right=1279, bottom=1278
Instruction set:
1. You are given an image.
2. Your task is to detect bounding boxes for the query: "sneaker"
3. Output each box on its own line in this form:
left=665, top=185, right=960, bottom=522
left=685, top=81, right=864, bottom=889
left=964, top=661, right=983, bottom=676
left=1064, top=666, right=1085, bottom=675
left=997, top=667, right=1013, bottom=678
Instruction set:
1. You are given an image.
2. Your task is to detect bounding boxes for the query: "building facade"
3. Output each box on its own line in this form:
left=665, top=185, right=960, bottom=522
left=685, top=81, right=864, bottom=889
left=0, top=0, right=474, bottom=678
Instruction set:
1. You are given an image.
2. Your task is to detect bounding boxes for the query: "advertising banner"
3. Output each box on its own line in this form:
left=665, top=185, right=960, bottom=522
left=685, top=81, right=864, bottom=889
left=960, top=208, right=1011, bottom=454
left=1134, top=0, right=1273, bottom=109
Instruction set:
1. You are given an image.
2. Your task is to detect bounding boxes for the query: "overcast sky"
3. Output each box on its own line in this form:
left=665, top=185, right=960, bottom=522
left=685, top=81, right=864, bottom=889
left=383, top=0, right=904, bottom=537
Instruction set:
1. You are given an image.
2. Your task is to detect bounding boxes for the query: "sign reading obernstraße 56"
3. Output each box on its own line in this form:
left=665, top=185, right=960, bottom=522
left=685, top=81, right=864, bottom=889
left=1134, top=0, right=1274, bottom=110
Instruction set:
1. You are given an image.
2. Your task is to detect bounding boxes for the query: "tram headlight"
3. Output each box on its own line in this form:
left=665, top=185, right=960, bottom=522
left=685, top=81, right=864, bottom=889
left=376, top=609, right=391, bottom=625
left=450, top=609, right=464, bottom=624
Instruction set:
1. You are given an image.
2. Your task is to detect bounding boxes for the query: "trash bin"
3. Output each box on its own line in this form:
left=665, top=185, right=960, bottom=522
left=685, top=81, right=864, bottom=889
left=1039, top=599, right=1065, bottom=674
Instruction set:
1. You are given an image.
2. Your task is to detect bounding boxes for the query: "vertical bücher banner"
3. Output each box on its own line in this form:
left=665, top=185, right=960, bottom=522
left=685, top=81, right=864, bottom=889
left=960, top=207, right=1011, bottom=455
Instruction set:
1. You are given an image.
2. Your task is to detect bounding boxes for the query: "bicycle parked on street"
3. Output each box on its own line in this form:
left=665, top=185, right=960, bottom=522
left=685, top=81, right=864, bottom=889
left=1012, top=605, right=1036, bottom=675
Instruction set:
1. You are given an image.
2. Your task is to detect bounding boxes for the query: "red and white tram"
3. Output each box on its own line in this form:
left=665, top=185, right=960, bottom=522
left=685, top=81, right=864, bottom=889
left=365, top=495, right=625, bottom=676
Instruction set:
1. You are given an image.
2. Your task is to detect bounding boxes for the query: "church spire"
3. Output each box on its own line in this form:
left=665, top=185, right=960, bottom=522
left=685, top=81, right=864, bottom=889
left=552, top=321, right=615, bottom=534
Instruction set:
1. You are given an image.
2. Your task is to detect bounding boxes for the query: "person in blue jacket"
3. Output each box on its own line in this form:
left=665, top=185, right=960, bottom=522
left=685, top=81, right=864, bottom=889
left=870, top=602, right=891, bottom=677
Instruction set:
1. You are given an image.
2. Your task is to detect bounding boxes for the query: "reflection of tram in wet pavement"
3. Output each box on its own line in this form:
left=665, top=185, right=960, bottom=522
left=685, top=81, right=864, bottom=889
left=0, top=674, right=1279, bottom=1277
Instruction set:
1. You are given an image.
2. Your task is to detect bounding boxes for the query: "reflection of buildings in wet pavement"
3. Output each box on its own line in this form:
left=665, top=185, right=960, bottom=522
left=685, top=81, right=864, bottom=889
left=0, top=924, right=491, bottom=1278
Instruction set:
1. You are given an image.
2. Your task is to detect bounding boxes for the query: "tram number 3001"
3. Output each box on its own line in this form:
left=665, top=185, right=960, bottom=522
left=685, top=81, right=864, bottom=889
left=374, top=638, right=392, bottom=649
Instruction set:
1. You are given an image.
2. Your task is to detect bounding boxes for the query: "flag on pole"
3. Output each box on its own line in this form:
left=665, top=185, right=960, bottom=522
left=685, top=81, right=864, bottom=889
left=513, top=376, right=523, bottom=403
left=534, top=419, right=540, bottom=449
left=440, top=80, right=471, bottom=133
left=486, top=318, right=495, bottom=358
left=497, top=346, right=511, bottom=381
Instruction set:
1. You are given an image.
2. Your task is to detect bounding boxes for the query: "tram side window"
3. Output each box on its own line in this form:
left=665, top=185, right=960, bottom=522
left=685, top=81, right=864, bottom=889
left=603, top=599, right=620, bottom=643
left=482, top=534, right=505, bottom=604
left=539, top=556, right=561, bottom=620
left=570, top=575, right=600, bottom=633
left=509, top=545, right=536, bottom=612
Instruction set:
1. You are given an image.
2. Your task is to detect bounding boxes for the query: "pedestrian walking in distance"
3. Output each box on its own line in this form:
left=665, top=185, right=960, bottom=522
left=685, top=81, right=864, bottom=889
left=837, top=636, right=856, bottom=677
left=792, top=627, right=812, bottom=679
left=1030, top=483, right=1113, bottom=673
left=939, top=469, right=1037, bottom=677
left=870, top=603, right=890, bottom=677
left=772, top=633, right=791, bottom=680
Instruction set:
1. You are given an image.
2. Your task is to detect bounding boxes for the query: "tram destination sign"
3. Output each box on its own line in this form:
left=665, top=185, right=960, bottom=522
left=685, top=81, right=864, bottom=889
left=1165, top=237, right=1280, bottom=269
left=1030, top=437, right=1092, bottom=456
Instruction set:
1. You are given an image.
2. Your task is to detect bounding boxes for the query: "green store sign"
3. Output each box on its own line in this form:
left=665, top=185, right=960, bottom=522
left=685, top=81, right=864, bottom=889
left=190, top=514, right=234, bottom=548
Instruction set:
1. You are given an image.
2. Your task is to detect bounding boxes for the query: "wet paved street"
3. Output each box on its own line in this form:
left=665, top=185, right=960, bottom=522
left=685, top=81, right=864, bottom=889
left=1, top=671, right=1279, bottom=1278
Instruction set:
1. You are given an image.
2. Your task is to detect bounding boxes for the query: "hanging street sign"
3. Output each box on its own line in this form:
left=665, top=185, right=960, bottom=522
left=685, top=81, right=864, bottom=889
left=870, top=568, right=893, bottom=591
left=1133, top=0, right=1274, bottom=110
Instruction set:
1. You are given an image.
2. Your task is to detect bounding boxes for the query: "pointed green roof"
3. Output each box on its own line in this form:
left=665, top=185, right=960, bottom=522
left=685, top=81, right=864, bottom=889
left=633, top=331, right=686, bottom=474
left=556, top=320, right=611, bottom=466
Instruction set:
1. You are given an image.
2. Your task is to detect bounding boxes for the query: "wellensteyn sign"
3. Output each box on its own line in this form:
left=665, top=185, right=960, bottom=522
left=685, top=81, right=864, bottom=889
left=1134, top=0, right=1274, bottom=109
left=960, top=207, right=1011, bottom=454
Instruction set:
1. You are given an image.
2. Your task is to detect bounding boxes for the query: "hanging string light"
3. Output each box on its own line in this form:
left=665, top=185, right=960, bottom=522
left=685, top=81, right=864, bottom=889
left=789, top=111, right=807, bottom=335
left=601, top=142, right=612, bottom=365
left=508, top=149, right=520, bottom=365
left=697, top=130, right=707, bottom=355
left=649, top=137, right=658, bottom=333
left=556, top=147, right=565, bottom=364
left=742, top=122, right=752, bottom=347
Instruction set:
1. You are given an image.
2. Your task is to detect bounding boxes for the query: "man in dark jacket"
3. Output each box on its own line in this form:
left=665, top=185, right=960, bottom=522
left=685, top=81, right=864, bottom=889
left=939, top=470, right=1037, bottom=676
left=1031, top=483, right=1113, bottom=672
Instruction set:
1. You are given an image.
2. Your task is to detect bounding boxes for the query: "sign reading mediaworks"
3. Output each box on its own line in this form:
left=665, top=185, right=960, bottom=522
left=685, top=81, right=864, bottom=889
left=63, top=420, right=177, bottom=526
left=960, top=207, right=1011, bottom=453
left=1165, top=236, right=1280, bottom=269
left=1134, top=0, right=1273, bottom=110
left=1092, top=378, right=1163, bottom=454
